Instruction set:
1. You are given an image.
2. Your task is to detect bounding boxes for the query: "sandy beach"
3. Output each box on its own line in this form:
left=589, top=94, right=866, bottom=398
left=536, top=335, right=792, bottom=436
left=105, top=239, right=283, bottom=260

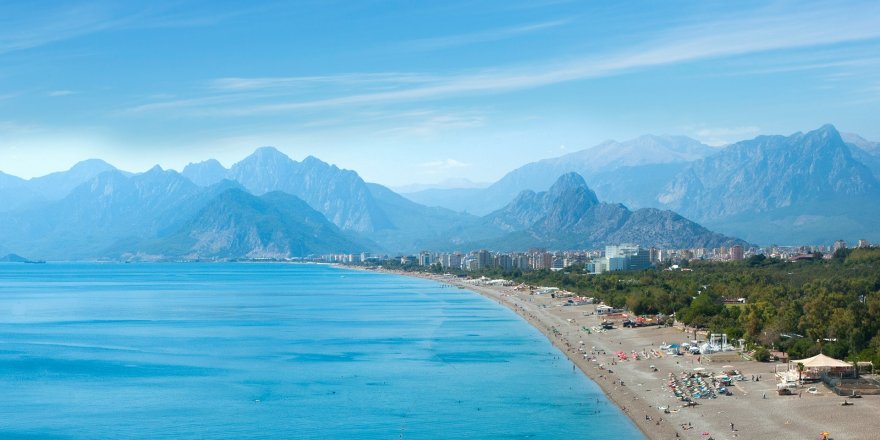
left=359, top=268, right=879, bottom=440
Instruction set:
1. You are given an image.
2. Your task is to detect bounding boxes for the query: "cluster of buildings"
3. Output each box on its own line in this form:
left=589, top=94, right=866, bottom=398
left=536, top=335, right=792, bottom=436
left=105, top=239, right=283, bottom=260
left=319, top=239, right=874, bottom=274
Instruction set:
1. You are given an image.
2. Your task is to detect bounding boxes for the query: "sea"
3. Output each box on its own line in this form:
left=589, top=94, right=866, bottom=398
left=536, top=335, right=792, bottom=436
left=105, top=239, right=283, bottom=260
left=0, top=262, right=643, bottom=439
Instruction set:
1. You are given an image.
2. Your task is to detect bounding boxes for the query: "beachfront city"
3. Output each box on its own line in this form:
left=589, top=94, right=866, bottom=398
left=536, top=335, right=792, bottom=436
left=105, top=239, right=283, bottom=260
left=319, top=241, right=863, bottom=271
left=2, top=2, right=880, bottom=439
left=323, top=239, right=880, bottom=439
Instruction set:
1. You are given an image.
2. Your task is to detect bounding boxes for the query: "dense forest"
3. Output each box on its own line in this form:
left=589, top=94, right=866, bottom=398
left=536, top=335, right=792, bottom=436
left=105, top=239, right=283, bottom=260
left=381, top=248, right=880, bottom=366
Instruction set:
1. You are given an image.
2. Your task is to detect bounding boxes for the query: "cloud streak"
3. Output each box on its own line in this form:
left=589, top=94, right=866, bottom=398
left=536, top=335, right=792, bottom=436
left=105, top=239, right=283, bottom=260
left=126, top=2, right=880, bottom=117
left=397, top=19, right=570, bottom=52
left=0, top=2, right=252, bottom=56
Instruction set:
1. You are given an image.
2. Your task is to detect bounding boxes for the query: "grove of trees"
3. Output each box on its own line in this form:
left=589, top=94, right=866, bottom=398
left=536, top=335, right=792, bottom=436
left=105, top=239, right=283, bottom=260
left=381, top=247, right=880, bottom=365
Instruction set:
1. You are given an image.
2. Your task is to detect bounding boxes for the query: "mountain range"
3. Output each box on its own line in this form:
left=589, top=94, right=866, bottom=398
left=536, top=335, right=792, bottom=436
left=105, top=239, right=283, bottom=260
left=402, top=135, right=718, bottom=215
left=473, top=173, right=744, bottom=251
left=405, top=125, right=880, bottom=245
left=0, top=124, right=874, bottom=260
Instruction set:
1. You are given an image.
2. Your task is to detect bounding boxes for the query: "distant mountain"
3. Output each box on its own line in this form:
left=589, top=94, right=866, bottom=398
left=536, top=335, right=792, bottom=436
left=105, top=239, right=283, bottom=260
left=658, top=125, right=880, bottom=244
left=228, top=148, right=393, bottom=233
left=0, top=253, right=31, bottom=263
left=474, top=173, right=743, bottom=251
left=29, top=159, right=118, bottom=201
left=131, top=189, right=366, bottom=259
left=0, top=148, right=488, bottom=257
left=842, top=132, right=880, bottom=156
left=0, top=167, right=207, bottom=259
left=182, top=159, right=227, bottom=187
left=362, top=183, right=502, bottom=251
left=0, top=159, right=119, bottom=212
left=404, top=135, right=716, bottom=215
left=486, top=173, right=600, bottom=232
left=4, top=124, right=874, bottom=256
left=179, top=147, right=485, bottom=252
left=0, top=171, right=39, bottom=212
left=843, top=133, right=880, bottom=180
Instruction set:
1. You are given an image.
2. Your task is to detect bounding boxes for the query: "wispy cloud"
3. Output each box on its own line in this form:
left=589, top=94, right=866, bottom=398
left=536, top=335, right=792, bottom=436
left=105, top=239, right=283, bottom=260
left=375, top=111, right=486, bottom=137
left=398, top=19, right=570, bottom=52
left=47, top=90, right=76, bottom=97
left=126, top=2, right=880, bottom=117
left=0, top=3, right=251, bottom=56
left=726, top=56, right=880, bottom=77
left=0, top=3, right=123, bottom=55
left=210, top=73, right=439, bottom=91
left=0, top=119, right=43, bottom=135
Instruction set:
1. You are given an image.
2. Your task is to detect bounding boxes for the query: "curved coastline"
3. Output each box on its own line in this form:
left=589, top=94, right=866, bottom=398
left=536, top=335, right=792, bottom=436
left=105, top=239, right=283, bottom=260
left=346, top=267, right=880, bottom=440
left=455, top=282, right=669, bottom=440
left=344, top=266, right=671, bottom=440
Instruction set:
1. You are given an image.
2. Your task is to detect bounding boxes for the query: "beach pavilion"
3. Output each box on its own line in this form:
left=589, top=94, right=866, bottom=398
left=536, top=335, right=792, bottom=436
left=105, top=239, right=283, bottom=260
left=788, top=354, right=855, bottom=381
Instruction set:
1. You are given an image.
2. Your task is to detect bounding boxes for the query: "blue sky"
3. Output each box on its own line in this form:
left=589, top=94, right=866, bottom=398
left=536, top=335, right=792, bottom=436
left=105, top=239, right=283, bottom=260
left=1, top=1, right=879, bottom=186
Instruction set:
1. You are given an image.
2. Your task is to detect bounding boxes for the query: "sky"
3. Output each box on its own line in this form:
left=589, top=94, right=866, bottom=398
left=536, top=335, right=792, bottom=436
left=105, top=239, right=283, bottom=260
left=1, top=0, right=879, bottom=187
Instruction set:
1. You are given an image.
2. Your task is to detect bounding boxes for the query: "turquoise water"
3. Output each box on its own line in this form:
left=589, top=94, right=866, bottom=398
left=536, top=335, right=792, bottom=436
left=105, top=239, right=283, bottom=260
left=0, top=263, right=643, bottom=439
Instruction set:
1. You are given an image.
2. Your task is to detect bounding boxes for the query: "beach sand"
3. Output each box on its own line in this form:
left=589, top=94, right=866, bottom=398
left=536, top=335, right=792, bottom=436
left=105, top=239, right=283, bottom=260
left=362, top=268, right=879, bottom=440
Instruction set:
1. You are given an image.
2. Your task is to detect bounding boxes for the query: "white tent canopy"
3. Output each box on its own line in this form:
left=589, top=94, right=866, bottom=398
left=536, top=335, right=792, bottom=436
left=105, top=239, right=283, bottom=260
left=791, top=353, right=852, bottom=368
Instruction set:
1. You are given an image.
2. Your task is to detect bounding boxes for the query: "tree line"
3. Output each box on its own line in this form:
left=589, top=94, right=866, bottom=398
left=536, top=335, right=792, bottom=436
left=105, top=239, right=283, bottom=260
left=378, top=248, right=880, bottom=365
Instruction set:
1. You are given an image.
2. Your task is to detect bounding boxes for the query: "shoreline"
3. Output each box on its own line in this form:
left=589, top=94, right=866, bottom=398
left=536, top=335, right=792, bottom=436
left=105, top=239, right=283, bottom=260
left=341, top=266, right=674, bottom=440
left=455, top=278, right=673, bottom=439
left=341, top=266, right=880, bottom=440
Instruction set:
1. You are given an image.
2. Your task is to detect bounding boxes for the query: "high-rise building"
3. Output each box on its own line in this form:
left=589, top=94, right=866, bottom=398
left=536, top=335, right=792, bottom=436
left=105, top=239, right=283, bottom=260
left=730, top=245, right=744, bottom=261
left=604, top=244, right=651, bottom=272
left=443, top=253, right=463, bottom=270
left=477, top=250, right=492, bottom=270
left=832, top=240, right=848, bottom=254
left=857, top=239, right=870, bottom=248
left=463, top=257, right=479, bottom=271
left=495, top=254, right=513, bottom=271
left=587, top=259, right=608, bottom=274
left=514, top=254, right=529, bottom=269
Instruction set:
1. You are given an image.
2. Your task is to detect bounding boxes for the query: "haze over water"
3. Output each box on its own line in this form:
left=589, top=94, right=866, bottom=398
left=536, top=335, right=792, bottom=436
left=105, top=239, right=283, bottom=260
left=0, top=263, right=642, bottom=439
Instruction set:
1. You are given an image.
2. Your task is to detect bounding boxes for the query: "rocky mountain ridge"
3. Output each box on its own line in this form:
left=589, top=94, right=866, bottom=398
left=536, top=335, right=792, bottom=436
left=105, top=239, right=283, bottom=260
left=474, top=173, right=745, bottom=251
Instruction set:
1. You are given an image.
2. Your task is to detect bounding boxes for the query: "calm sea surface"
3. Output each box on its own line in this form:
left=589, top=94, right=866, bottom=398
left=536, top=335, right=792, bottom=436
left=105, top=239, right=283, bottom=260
left=0, top=263, right=643, bottom=439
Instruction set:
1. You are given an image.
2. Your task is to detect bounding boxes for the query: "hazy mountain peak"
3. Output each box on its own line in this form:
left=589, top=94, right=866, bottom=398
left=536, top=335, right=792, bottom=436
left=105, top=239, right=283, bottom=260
left=548, top=172, right=587, bottom=191
left=144, top=165, right=165, bottom=174
left=301, top=155, right=342, bottom=171
left=19, top=158, right=121, bottom=203
left=184, top=158, right=223, bottom=170
left=66, top=159, right=116, bottom=176
left=251, top=146, right=292, bottom=162
left=182, top=159, right=228, bottom=187
left=802, top=123, right=842, bottom=144
left=657, top=124, right=880, bottom=244
left=842, top=132, right=880, bottom=155
left=817, top=123, right=839, bottom=134
left=482, top=172, right=743, bottom=250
